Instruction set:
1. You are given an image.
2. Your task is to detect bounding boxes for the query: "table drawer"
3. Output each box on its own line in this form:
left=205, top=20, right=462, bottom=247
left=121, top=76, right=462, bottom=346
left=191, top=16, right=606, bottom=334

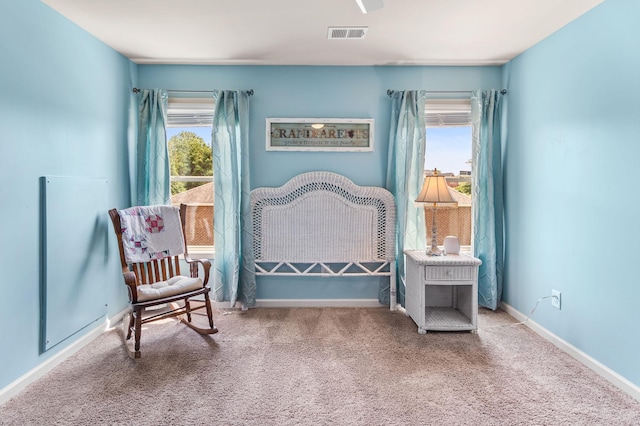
left=424, top=266, right=474, bottom=281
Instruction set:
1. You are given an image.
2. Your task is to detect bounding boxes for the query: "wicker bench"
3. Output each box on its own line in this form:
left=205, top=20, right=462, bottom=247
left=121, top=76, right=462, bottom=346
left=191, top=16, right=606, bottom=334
left=250, top=171, right=397, bottom=309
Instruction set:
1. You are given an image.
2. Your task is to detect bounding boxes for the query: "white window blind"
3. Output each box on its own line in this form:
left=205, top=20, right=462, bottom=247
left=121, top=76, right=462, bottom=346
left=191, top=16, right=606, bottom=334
left=166, top=97, right=215, bottom=127
left=425, top=99, right=471, bottom=128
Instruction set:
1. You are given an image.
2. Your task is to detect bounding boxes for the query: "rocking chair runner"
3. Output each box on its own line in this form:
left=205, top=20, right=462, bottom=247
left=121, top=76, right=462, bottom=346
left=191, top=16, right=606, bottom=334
left=108, top=204, right=217, bottom=359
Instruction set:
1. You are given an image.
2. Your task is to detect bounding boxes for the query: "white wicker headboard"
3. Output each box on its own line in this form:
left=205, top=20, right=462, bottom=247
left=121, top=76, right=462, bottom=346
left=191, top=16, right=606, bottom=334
left=250, top=171, right=397, bottom=308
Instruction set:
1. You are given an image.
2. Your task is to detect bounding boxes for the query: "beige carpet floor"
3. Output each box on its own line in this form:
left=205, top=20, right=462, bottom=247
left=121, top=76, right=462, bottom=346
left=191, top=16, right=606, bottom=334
left=1, top=307, right=639, bottom=425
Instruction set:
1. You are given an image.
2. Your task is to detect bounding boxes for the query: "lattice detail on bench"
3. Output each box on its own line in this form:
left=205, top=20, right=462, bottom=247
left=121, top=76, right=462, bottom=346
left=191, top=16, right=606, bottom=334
left=250, top=172, right=396, bottom=287
left=254, top=261, right=392, bottom=276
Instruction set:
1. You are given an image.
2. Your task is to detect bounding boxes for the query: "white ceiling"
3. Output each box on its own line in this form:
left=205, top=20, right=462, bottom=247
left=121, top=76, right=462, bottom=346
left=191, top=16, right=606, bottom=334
left=42, top=0, right=604, bottom=66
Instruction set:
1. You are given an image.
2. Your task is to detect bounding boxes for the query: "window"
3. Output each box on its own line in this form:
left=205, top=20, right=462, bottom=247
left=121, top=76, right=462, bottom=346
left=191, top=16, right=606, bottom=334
left=166, top=97, right=215, bottom=256
left=424, top=99, right=472, bottom=251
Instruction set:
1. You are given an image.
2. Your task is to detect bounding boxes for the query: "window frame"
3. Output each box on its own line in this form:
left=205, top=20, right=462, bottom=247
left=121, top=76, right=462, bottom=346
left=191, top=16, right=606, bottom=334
left=424, top=98, right=473, bottom=253
left=166, top=96, right=215, bottom=258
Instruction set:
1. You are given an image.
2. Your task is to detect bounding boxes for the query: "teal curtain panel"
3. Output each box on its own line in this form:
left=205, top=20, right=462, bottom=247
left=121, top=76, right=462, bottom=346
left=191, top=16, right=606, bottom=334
left=471, top=89, right=505, bottom=310
left=212, top=90, right=256, bottom=307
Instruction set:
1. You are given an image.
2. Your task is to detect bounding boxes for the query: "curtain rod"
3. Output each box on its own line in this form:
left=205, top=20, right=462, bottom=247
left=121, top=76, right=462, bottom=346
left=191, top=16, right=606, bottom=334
left=386, top=89, right=507, bottom=96
left=132, top=88, right=254, bottom=96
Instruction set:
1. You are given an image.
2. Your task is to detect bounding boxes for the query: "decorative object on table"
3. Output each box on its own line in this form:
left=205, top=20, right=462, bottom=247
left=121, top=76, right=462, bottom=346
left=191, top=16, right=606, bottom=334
left=414, top=169, right=458, bottom=256
left=443, top=235, right=460, bottom=255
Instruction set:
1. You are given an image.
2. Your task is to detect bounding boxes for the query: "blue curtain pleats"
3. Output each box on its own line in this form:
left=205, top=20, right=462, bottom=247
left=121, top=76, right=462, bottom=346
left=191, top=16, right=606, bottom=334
left=471, top=89, right=505, bottom=310
left=135, top=89, right=170, bottom=206
left=212, top=90, right=256, bottom=307
left=385, top=90, right=428, bottom=307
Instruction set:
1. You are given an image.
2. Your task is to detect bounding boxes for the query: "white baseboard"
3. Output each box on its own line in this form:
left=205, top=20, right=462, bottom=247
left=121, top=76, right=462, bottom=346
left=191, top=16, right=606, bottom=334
left=500, top=302, right=640, bottom=402
left=0, top=307, right=129, bottom=406
left=255, top=298, right=384, bottom=308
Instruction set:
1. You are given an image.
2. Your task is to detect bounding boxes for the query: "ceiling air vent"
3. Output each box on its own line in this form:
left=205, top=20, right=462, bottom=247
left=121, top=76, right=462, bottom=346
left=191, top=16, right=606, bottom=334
left=327, top=26, right=368, bottom=40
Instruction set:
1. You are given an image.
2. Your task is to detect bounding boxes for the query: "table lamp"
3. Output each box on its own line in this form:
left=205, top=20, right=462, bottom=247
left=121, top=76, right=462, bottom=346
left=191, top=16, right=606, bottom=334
left=415, top=169, right=458, bottom=256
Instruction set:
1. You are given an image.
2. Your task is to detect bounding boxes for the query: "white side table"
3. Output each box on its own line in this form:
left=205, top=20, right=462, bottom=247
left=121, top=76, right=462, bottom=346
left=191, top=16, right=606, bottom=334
left=404, top=250, right=482, bottom=334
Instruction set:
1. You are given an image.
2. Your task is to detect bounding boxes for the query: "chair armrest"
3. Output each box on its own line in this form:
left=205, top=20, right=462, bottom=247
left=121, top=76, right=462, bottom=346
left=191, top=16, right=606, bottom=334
left=122, top=271, right=139, bottom=303
left=185, top=257, right=211, bottom=286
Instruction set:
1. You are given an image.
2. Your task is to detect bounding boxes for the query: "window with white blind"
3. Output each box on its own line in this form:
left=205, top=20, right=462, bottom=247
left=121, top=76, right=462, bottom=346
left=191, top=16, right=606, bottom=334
left=424, top=98, right=473, bottom=251
left=166, top=97, right=215, bottom=256
left=425, top=99, right=471, bottom=128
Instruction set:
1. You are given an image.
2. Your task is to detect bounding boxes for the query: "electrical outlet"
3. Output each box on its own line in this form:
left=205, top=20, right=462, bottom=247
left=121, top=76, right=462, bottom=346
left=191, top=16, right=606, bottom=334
left=551, top=290, right=561, bottom=310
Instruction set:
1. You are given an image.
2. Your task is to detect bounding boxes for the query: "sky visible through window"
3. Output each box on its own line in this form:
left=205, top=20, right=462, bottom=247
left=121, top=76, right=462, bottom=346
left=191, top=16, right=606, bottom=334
left=425, top=126, right=472, bottom=175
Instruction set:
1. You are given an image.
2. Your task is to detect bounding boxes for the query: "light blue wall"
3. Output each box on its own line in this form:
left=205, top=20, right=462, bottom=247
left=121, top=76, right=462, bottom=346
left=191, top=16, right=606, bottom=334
left=503, top=0, right=640, bottom=387
left=139, top=65, right=502, bottom=300
left=0, top=0, right=134, bottom=389
left=11, top=0, right=637, bottom=400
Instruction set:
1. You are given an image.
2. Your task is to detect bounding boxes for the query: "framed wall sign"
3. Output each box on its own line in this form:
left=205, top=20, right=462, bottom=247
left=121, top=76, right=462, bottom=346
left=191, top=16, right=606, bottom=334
left=266, top=118, right=374, bottom=152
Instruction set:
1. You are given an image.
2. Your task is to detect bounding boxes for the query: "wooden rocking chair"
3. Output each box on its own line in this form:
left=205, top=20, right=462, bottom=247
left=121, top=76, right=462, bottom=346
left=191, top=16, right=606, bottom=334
left=108, top=204, right=217, bottom=359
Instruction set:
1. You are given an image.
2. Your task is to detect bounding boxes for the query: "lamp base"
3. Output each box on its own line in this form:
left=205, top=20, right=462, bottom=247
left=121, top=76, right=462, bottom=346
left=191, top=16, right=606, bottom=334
left=426, top=204, right=444, bottom=256
left=426, top=246, right=444, bottom=256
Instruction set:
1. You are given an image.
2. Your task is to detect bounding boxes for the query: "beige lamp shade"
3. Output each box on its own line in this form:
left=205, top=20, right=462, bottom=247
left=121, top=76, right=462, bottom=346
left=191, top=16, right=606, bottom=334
left=415, top=169, right=458, bottom=256
left=415, top=170, right=458, bottom=207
